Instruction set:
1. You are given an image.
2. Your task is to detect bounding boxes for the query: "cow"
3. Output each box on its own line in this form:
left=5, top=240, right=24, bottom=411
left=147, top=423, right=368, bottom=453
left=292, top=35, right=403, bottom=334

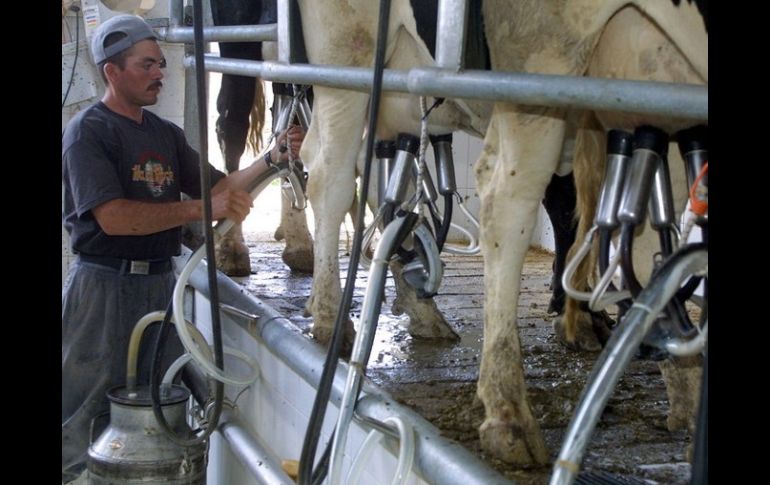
left=208, top=0, right=315, bottom=276
left=294, top=0, right=707, bottom=465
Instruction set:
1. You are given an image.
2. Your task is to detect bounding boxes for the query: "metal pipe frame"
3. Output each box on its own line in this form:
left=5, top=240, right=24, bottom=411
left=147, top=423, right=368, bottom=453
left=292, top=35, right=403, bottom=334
left=217, top=408, right=296, bottom=485
left=183, top=56, right=707, bottom=121
left=163, top=0, right=706, bottom=120
left=161, top=24, right=277, bottom=43
left=174, top=249, right=511, bottom=485
left=550, top=245, right=708, bottom=485
left=436, top=0, right=468, bottom=71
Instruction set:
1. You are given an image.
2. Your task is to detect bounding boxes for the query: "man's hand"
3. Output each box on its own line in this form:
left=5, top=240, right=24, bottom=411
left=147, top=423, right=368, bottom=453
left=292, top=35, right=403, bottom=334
left=274, top=125, right=306, bottom=162
left=210, top=189, right=253, bottom=223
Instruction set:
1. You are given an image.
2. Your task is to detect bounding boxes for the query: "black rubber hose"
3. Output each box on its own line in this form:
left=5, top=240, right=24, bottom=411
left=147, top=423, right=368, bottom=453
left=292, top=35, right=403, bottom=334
left=149, top=0, right=224, bottom=446
left=598, top=228, right=612, bottom=280
left=434, top=193, right=453, bottom=252
left=690, top=342, right=708, bottom=485
left=297, top=1, right=393, bottom=483
left=658, top=227, right=674, bottom=257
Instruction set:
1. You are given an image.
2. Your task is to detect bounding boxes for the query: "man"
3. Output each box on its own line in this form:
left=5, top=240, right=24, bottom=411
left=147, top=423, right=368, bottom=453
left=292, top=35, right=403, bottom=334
left=61, top=14, right=303, bottom=482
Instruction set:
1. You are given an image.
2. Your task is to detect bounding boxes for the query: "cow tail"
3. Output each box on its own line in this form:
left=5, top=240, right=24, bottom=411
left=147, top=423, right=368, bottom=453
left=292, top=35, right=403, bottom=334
left=247, top=78, right=266, bottom=155
left=562, top=112, right=605, bottom=342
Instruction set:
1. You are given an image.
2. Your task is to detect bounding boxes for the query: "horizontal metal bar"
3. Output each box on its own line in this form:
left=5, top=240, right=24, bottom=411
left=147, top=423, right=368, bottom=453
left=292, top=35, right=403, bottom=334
left=185, top=55, right=707, bottom=121
left=160, top=24, right=277, bottom=43
left=408, top=67, right=708, bottom=120
left=217, top=408, right=296, bottom=485
left=185, top=55, right=410, bottom=93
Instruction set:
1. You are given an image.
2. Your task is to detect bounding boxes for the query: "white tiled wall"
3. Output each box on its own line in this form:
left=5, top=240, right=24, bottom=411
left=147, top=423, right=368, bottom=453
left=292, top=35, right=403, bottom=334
left=439, top=131, right=555, bottom=252
left=195, top=295, right=430, bottom=485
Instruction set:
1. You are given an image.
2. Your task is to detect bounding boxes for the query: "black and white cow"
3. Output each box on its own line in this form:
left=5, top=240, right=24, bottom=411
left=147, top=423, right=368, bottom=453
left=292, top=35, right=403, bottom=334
left=294, top=0, right=706, bottom=465
left=209, top=0, right=314, bottom=276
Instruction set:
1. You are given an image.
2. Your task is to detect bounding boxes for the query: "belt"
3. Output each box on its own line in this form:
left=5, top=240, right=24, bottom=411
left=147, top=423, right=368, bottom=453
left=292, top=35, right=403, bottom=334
left=78, top=254, right=173, bottom=275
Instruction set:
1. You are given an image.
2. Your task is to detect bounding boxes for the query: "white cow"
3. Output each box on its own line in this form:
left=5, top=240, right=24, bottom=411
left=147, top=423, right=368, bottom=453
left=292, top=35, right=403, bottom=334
left=298, top=0, right=492, bottom=348
left=297, top=0, right=707, bottom=465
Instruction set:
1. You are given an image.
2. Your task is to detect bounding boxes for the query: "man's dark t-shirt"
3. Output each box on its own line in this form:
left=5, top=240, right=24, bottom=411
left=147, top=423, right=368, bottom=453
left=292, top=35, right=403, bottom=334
left=62, top=102, right=225, bottom=260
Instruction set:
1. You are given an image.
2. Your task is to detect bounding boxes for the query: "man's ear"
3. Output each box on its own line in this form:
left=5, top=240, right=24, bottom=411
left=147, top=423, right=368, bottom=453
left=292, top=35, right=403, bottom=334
left=103, top=62, right=119, bottom=83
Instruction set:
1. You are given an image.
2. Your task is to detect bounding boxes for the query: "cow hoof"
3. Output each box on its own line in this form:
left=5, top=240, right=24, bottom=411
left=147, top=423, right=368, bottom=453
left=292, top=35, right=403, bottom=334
left=282, top=247, right=314, bottom=274
left=274, top=226, right=285, bottom=242
left=392, top=299, right=460, bottom=341
left=553, top=315, right=602, bottom=352
left=216, top=238, right=252, bottom=277
left=589, top=309, right=615, bottom=347
left=659, top=356, right=702, bottom=433
left=547, top=294, right=565, bottom=315
left=311, top=319, right=356, bottom=357
left=407, top=317, right=460, bottom=341
left=479, top=419, right=548, bottom=466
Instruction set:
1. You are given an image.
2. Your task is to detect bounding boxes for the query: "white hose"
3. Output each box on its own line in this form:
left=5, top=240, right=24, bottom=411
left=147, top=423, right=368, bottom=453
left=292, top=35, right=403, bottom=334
left=588, top=248, right=631, bottom=312
left=562, top=225, right=598, bottom=302
left=344, top=416, right=415, bottom=485
left=171, top=245, right=259, bottom=387
left=359, top=207, right=387, bottom=270
left=162, top=347, right=261, bottom=385
left=170, top=163, right=281, bottom=387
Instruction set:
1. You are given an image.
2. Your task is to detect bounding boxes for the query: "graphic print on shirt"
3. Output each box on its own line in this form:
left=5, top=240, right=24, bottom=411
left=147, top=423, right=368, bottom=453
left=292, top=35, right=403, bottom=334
left=131, top=152, right=175, bottom=198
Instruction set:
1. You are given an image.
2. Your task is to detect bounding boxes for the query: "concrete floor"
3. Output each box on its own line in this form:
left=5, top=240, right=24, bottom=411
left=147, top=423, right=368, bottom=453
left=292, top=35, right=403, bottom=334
left=233, top=186, right=693, bottom=484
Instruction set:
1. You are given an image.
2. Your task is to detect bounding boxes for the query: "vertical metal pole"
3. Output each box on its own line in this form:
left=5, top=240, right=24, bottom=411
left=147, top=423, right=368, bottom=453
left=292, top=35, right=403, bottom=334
left=435, top=0, right=468, bottom=71
left=277, top=0, right=295, bottom=63
left=183, top=0, right=200, bottom=150
left=182, top=0, right=213, bottom=152
left=170, top=0, right=183, bottom=27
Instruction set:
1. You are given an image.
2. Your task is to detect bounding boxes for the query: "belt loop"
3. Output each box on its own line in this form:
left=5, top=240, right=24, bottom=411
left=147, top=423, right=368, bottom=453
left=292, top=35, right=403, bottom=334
left=119, top=259, right=131, bottom=274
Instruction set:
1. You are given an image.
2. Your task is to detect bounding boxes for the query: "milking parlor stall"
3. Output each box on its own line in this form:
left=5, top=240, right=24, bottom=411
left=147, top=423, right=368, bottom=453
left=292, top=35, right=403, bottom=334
left=62, top=1, right=708, bottom=484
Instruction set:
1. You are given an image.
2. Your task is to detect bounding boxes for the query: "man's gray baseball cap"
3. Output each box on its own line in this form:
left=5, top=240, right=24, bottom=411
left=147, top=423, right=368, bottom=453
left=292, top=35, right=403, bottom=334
left=91, top=14, right=159, bottom=64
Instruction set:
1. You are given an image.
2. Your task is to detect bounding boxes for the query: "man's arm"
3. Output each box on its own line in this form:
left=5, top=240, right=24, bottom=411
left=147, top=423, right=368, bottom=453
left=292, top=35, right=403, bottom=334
left=92, top=189, right=253, bottom=236
left=94, top=125, right=305, bottom=236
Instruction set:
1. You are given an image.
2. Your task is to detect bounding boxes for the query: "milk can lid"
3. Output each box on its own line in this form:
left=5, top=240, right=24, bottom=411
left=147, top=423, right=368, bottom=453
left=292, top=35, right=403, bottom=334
left=107, top=385, right=190, bottom=407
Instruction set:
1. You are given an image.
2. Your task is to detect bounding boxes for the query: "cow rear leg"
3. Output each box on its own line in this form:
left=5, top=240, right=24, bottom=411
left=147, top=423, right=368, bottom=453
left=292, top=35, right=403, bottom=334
left=659, top=355, right=703, bottom=435
left=302, top=88, right=368, bottom=353
left=552, top=305, right=613, bottom=352
left=475, top=109, right=561, bottom=466
left=554, top=115, right=618, bottom=352
left=542, top=172, right=577, bottom=315
left=279, top=183, right=314, bottom=273
left=215, top=74, right=257, bottom=276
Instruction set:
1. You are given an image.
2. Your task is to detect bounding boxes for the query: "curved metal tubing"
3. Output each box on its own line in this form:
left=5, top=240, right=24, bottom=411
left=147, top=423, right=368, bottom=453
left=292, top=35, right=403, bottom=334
left=329, top=214, right=417, bottom=485
left=550, top=246, right=708, bottom=485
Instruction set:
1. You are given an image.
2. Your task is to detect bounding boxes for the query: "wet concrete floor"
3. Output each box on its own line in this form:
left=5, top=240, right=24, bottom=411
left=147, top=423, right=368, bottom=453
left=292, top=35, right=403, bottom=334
left=237, top=223, right=692, bottom=485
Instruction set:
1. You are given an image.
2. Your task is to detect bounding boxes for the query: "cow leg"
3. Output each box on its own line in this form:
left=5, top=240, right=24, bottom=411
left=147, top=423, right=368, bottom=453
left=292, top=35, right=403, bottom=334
left=542, top=171, right=577, bottom=315
left=216, top=75, right=254, bottom=174
left=213, top=74, right=256, bottom=277
left=555, top=119, right=616, bottom=351
left=354, top=136, right=458, bottom=341
left=279, top=182, right=314, bottom=273
left=475, top=107, right=564, bottom=466
left=302, top=87, right=368, bottom=350
left=659, top=355, right=703, bottom=437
